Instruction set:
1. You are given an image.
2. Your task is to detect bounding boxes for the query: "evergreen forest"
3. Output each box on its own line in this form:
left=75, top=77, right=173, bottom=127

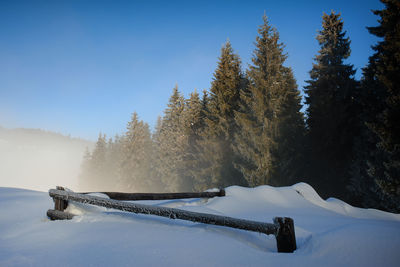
left=80, top=0, right=400, bottom=213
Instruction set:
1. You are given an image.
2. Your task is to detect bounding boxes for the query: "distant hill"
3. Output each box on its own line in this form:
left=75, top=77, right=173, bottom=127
left=0, top=127, right=93, bottom=191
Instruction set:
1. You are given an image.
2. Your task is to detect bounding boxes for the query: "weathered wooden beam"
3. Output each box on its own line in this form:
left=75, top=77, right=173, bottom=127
left=80, top=189, right=226, bottom=201
left=48, top=189, right=297, bottom=252
left=49, top=189, right=277, bottom=235
left=47, top=209, right=75, bottom=220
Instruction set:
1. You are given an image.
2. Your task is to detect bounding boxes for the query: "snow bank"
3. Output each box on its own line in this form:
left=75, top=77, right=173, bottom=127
left=0, top=184, right=399, bottom=266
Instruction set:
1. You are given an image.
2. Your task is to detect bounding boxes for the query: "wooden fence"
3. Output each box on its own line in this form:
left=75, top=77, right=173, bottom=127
left=47, top=187, right=296, bottom=253
left=79, top=188, right=226, bottom=201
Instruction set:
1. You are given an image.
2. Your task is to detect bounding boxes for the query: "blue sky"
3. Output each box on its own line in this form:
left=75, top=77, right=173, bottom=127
left=0, top=0, right=383, bottom=141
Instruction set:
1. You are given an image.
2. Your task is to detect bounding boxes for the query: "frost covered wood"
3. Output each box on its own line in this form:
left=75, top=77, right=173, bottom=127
left=49, top=189, right=277, bottom=235
left=53, top=186, right=68, bottom=210
left=47, top=209, right=75, bottom=220
left=48, top=188, right=297, bottom=252
left=79, top=189, right=225, bottom=201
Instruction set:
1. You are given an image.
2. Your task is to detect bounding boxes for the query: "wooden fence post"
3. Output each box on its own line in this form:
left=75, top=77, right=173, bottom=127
left=53, top=186, right=68, bottom=211
left=218, top=188, right=225, bottom=197
left=274, top=217, right=297, bottom=253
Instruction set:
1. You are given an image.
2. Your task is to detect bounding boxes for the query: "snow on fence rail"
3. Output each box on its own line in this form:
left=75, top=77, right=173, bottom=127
left=47, top=187, right=296, bottom=253
left=79, top=189, right=226, bottom=200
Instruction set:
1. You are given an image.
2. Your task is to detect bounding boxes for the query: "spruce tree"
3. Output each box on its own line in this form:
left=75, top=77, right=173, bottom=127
left=79, top=134, right=122, bottom=191
left=180, top=90, right=204, bottom=190
left=273, top=67, right=306, bottom=186
left=155, top=85, right=187, bottom=192
left=304, top=11, right=359, bottom=199
left=119, top=112, right=153, bottom=192
left=353, top=0, right=400, bottom=212
left=88, top=133, right=109, bottom=191
left=97, top=135, right=123, bottom=190
left=191, top=90, right=213, bottom=191
left=78, top=146, right=93, bottom=190
left=150, top=116, right=166, bottom=192
left=234, top=15, right=305, bottom=187
left=183, top=90, right=203, bottom=147
left=348, top=54, right=386, bottom=208
left=196, top=41, right=247, bottom=190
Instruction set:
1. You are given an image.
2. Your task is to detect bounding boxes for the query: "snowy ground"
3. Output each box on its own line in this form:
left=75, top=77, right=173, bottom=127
left=0, top=183, right=399, bottom=266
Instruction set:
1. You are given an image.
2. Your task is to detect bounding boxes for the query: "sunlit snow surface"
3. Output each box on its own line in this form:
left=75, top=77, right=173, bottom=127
left=0, top=183, right=399, bottom=266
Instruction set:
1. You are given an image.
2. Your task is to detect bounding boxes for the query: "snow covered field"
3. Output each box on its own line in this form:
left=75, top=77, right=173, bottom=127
left=0, top=183, right=399, bottom=266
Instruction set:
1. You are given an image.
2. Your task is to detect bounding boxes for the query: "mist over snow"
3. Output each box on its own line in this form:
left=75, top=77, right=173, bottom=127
left=0, top=127, right=93, bottom=192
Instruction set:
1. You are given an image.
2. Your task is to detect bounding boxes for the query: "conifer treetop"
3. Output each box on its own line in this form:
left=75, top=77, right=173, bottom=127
left=314, top=11, right=353, bottom=69
left=250, top=15, right=286, bottom=78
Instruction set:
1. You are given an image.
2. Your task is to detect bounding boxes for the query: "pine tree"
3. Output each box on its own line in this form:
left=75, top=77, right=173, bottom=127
left=304, top=11, right=359, bottom=199
left=180, top=90, right=204, bottom=190
left=348, top=50, right=386, bottom=207
left=150, top=116, right=166, bottom=192
left=119, top=112, right=153, bottom=192
left=352, top=0, right=400, bottom=212
left=196, top=41, right=247, bottom=190
left=272, top=67, right=306, bottom=186
left=234, top=15, right=305, bottom=187
left=183, top=90, right=203, bottom=147
left=191, top=90, right=213, bottom=191
left=78, top=146, right=93, bottom=190
left=105, top=135, right=124, bottom=190
left=89, top=133, right=109, bottom=191
left=155, top=85, right=187, bottom=192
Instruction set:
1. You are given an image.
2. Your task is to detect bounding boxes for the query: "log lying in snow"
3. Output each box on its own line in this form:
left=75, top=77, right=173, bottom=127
left=48, top=189, right=297, bottom=252
left=47, top=209, right=75, bottom=220
left=80, top=189, right=226, bottom=201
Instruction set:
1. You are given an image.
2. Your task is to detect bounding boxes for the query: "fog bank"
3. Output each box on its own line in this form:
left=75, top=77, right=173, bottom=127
left=0, top=127, right=93, bottom=192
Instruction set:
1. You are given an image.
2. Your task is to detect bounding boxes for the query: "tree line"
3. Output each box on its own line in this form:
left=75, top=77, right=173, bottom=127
left=80, top=0, right=399, bottom=213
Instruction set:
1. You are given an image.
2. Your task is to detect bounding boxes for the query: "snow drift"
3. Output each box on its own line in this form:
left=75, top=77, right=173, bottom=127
left=0, top=183, right=399, bottom=266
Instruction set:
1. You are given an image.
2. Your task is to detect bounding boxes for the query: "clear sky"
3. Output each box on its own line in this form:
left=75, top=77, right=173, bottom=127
left=0, top=0, right=383, bottom=141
